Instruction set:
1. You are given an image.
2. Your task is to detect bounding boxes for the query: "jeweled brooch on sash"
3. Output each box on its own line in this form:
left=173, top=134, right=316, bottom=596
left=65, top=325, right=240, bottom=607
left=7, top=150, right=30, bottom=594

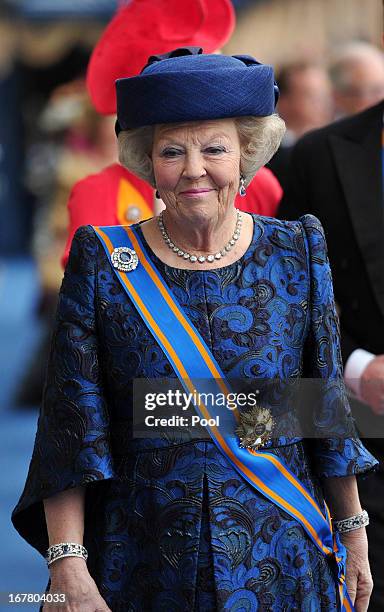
left=236, top=406, right=275, bottom=450
left=111, top=246, right=139, bottom=272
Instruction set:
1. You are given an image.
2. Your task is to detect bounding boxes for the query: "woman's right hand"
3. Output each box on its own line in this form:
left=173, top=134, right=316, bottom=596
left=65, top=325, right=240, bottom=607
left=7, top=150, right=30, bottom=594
left=42, top=557, right=111, bottom=611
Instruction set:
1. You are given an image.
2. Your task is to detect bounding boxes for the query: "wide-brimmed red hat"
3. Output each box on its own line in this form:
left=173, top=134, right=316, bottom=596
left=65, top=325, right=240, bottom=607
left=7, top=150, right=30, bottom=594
left=87, top=0, right=235, bottom=115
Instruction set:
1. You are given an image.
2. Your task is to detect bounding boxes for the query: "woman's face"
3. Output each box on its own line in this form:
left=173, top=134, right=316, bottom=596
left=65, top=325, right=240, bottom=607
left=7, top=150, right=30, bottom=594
left=151, top=118, right=241, bottom=220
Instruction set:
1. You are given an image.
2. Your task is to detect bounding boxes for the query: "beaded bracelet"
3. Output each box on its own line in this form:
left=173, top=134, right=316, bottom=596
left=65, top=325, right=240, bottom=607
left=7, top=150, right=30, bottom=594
left=333, top=510, right=369, bottom=534
left=46, top=542, right=88, bottom=567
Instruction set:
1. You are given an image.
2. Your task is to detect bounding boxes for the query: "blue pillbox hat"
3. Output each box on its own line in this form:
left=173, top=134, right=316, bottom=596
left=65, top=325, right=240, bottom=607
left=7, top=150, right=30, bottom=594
left=115, top=47, right=279, bottom=133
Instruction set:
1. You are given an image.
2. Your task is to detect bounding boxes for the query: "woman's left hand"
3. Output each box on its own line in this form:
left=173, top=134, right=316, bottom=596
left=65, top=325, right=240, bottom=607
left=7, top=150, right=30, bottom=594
left=341, top=528, right=373, bottom=612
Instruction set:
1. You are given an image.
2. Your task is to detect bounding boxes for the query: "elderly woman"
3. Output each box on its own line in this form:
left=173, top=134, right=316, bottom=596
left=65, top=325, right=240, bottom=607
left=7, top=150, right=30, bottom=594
left=13, top=48, right=377, bottom=612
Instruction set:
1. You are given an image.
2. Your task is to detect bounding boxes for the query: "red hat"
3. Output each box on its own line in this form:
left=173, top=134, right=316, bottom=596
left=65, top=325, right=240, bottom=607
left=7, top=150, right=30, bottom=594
left=87, top=0, right=235, bottom=115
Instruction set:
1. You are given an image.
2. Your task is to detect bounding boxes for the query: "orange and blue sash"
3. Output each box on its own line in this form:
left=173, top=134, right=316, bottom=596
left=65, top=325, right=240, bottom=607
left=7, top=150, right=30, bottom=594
left=93, top=224, right=354, bottom=612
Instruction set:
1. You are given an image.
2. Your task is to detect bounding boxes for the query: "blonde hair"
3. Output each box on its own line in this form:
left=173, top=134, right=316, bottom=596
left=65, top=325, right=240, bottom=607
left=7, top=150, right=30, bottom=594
left=118, top=114, right=285, bottom=188
left=235, top=115, right=285, bottom=185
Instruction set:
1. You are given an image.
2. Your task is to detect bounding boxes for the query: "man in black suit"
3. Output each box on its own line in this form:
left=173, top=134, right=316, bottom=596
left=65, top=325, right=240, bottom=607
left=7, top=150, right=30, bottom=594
left=279, top=98, right=384, bottom=610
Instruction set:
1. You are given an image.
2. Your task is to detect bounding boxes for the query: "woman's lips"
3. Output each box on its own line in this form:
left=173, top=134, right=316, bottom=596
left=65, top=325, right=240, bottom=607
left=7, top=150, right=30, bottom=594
left=179, top=188, right=214, bottom=196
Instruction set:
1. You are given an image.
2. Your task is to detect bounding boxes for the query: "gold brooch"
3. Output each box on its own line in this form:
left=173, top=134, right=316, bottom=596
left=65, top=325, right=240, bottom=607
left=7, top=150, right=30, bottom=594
left=236, top=407, right=274, bottom=450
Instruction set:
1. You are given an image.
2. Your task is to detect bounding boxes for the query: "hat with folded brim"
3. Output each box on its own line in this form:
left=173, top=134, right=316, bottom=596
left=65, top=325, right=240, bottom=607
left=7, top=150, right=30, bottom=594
left=87, top=0, right=235, bottom=115
left=115, top=47, right=279, bottom=132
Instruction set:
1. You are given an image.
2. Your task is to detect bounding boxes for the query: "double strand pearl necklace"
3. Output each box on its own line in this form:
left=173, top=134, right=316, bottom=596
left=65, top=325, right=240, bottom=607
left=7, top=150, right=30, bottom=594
left=157, top=210, right=242, bottom=264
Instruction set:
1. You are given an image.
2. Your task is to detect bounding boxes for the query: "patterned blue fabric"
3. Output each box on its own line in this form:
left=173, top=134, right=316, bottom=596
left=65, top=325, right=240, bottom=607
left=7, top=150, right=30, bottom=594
left=12, top=214, right=377, bottom=611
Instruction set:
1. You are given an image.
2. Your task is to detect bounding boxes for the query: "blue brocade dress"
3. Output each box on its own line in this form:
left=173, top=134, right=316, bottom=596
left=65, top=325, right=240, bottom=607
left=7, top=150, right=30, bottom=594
left=12, top=214, right=377, bottom=611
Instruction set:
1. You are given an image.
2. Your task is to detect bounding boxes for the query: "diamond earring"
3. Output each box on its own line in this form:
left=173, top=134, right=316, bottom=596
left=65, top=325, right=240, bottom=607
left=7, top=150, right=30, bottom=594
left=239, top=175, right=246, bottom=197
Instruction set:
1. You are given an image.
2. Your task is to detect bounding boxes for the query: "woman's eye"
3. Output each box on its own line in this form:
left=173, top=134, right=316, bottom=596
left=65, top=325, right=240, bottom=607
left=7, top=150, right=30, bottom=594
left=162, top=148, right=183, bottom=158
left=205, top=147, right=226, bottom=155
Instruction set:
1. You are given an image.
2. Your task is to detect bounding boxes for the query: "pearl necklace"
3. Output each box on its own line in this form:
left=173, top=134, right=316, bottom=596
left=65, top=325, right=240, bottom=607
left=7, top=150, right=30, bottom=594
left=157, top=210, right=242, bottom=263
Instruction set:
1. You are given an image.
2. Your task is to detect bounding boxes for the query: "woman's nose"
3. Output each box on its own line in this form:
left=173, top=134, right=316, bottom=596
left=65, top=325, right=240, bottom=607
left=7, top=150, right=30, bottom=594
left=182, top=152, right=207, bottom=180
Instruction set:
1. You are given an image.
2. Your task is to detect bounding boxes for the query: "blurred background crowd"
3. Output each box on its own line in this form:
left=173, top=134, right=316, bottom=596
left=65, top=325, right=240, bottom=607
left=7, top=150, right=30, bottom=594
left=1, top=0, right=383, bottom=608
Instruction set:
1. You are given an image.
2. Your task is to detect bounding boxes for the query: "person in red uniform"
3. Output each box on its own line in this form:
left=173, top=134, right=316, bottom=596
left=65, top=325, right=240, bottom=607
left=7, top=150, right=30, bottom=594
left=62, top=0, right=282, bottom=267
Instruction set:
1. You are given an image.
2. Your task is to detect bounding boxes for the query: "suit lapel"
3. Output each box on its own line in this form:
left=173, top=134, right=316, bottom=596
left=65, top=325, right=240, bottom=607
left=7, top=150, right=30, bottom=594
left=329, top=104, right=384, bottom=316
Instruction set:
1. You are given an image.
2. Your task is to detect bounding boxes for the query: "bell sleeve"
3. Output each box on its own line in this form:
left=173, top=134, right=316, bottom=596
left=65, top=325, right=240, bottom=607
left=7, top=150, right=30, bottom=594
left=300, top=214, right=378, bottom=478
left=12, top=225, right=115, bottom=555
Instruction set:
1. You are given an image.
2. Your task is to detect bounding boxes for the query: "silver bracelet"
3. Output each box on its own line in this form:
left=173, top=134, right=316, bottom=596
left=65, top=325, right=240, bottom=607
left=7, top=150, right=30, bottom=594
left=46, top=542, right=88, bottom=567
left=333, top=510, right=369, bottom=534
